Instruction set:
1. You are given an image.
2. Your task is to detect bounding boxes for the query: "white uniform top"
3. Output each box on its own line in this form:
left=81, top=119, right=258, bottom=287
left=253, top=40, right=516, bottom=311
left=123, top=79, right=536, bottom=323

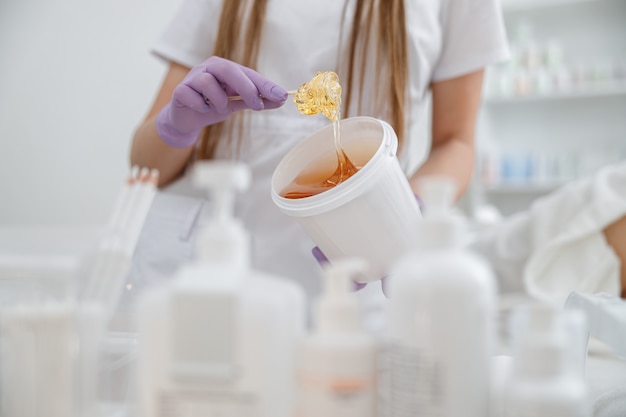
left=142, top=0, right=509, bottom=301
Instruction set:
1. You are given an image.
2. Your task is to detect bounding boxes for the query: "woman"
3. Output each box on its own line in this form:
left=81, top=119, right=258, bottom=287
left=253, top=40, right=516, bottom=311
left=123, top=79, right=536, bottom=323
left=129, top=0, right=510, bottom=299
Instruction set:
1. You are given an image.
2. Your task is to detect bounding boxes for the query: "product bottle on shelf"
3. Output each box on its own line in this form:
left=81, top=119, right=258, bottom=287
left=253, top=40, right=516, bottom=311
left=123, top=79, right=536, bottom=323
left=135, top=161, right=306, bottom=417
left=384, top=175, right=497, bottom=417
left=295, top=258, right=378, bottom=417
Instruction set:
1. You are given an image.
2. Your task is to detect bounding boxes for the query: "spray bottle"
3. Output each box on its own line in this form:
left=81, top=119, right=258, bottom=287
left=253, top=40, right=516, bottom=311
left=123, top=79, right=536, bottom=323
left=135, top=161, right=306, bottom=417
left=295, top=258, right=377, bottom=417
left=384, top=176, right=497, bottom=417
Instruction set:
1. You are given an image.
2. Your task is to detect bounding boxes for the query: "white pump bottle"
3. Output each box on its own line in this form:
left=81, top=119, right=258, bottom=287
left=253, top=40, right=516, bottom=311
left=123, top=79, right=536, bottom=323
left=503, top=304, right=591, bottom=417
left=384, top=176, right=497, bottom=417
left=135, top=161, right=306, bottom=417
left=295, top=258, right=378, bottom=417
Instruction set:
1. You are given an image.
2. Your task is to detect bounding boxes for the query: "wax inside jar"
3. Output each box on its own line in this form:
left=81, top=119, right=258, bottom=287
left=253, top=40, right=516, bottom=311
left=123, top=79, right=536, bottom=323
left=279, top=141, right=378, bottom=199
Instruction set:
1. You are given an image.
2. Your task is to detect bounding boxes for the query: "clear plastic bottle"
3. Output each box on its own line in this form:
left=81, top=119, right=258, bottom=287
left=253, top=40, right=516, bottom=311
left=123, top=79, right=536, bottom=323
left=136, top=161, right=306, bottom=417
left=384, top=176, right=497, bottom=417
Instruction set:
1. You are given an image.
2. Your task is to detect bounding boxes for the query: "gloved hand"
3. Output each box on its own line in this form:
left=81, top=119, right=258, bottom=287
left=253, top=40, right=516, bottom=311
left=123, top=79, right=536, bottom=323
left=311, top=194, right=423, bottom=295
left=311, top=247, right=369, bottom=292
left=156, top=56, right=289, bottom=148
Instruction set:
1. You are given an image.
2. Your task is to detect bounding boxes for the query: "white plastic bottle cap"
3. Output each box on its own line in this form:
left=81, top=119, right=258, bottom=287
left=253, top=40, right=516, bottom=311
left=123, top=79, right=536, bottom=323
left=192, top=161, right=252, bottom=268
left=417, top=175, right=456, bottom=216
left=317, top=258, right=367, bottom=334
left=415, top=175, right=464, bottom=248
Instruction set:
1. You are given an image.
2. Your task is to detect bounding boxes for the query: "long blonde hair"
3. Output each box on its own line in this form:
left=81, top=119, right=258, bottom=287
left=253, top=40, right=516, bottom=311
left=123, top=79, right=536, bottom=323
left=197, top=0, right=408, bottom=159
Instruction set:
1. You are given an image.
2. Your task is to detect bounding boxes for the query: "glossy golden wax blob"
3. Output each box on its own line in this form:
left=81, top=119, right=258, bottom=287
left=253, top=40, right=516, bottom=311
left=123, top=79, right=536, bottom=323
left=293, top=71, right=342, bottom=122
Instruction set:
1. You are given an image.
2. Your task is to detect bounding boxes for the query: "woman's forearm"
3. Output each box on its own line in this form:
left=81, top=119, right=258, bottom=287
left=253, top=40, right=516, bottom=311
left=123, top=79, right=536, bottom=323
left=130, top=113, right=196, bottom=188
left=420, top=70, right=484, bottom=201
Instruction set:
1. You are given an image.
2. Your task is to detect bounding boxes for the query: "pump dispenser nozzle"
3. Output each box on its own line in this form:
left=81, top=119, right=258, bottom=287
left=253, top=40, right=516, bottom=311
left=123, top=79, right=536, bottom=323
left=317, top=258, right=367, bottom=334
left=192, top=161, right=252, bottom=268
left=415, top=176, right=463, bottom=248
left=511, top=305, right=569, bottom=378
left=417, top=175, right=457, bottom=217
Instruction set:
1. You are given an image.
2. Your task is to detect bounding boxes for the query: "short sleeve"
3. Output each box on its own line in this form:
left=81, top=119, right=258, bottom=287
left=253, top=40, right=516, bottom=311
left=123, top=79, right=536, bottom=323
left=151, top=0, right=222, bottom=68
left=432, top=0, right=510, bottom=82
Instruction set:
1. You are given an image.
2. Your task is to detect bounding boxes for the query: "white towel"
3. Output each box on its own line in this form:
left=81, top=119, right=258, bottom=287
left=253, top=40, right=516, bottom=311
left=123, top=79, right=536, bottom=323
left=472, top=160, right=626, bottom=304
left=586, top=351, right=626, bottom=417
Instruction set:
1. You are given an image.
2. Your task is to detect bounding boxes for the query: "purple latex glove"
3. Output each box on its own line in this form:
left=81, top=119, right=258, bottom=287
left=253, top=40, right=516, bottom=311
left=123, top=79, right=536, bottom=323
left=311, top=247, right=369, bottom=292
left=156, top=56, right=288, bottom=148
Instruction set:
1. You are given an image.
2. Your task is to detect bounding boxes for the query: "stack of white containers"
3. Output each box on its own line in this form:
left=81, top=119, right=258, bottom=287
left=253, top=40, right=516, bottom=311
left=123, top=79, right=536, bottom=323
left=0, top=160, right=592, bottom=417
left=133, top=161, right=592, bottom=417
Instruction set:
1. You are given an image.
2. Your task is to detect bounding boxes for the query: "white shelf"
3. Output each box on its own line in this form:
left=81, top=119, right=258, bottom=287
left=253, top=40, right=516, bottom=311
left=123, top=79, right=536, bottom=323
left=501, top=0, right=606, bottom=13
left=482, top=182, right=564, bottom=193
left=484, top=84, right=626, bottom=105
left=480, top=0, right=626, bottom=217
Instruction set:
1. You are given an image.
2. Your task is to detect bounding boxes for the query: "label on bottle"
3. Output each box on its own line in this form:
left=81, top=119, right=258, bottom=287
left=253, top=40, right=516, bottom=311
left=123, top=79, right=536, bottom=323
left=296, top=373, right=376, bottom=417
left=379, top=342, right=444, bottom=417
left=157, top=388, right=259, bottom=417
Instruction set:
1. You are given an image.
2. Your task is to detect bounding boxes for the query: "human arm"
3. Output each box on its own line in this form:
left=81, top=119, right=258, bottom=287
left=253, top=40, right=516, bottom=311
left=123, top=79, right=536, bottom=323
left=131, top=62, right=196, bottom=187
left=603, top=215, right=626, bottom=299
left=130, top=57, right=289, bottom=188
left=408, top=69, right=485, bottom=201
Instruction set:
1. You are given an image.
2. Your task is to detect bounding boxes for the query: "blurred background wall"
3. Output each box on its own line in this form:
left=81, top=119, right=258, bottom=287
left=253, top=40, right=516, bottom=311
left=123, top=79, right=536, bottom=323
left=0, top=0, right=182, bottom=228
